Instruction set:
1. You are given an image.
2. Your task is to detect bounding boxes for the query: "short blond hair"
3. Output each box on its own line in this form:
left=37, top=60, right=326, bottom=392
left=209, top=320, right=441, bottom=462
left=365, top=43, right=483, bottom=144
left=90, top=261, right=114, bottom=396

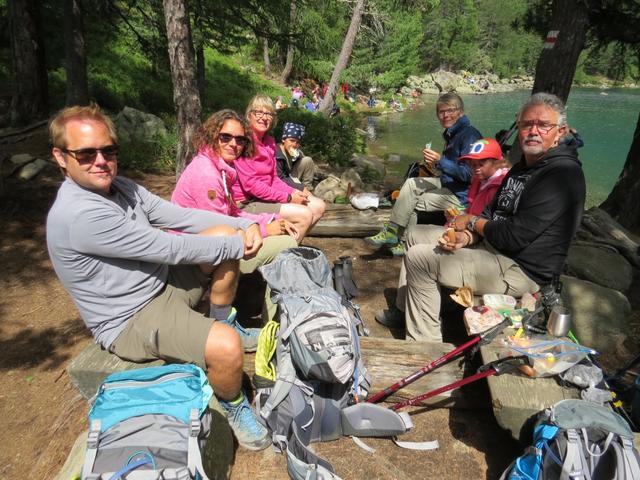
left=245, top=94, right=276, bottom=118
left=49, top=103, right=117, bottom=148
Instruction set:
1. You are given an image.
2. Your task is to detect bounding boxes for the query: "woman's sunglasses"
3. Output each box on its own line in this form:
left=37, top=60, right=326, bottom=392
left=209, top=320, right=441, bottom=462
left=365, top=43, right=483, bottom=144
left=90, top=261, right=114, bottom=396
left=219, top=133, right=249, bottom=147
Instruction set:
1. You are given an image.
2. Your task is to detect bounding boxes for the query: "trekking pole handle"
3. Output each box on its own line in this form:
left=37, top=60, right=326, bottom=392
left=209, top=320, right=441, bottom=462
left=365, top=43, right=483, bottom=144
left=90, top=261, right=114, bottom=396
left=478, top=355, right=532, bottom=375
left=478, top=317, right=511, bottom=345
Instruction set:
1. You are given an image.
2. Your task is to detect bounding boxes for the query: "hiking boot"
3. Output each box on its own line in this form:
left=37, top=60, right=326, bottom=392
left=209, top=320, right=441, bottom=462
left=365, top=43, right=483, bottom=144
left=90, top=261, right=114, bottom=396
left=219, top=393, right=271, bottom=451
left=219, top=308, right=261, bottom=353
left=375, top=307, right=405, bottom=329
left=364, top=224, right=399, bottom=246
left=389, top=243, right=406, bottom=257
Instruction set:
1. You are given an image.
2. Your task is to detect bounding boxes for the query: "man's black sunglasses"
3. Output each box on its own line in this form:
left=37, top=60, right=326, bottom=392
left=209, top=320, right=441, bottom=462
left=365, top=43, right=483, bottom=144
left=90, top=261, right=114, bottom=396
left=61, top=145, right=119, bottom=164
left=218, top=133, right=249, bottom=146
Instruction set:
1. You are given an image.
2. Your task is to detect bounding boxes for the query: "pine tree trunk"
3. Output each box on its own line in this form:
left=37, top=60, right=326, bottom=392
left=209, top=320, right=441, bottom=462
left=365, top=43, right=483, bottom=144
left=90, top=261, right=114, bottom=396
left=531, top=0, right=590, bottom=104
left=600, top=113, right=640, bottom=232
left=280, top=0, right=297, bottom=84
left=64, top=0, right=89, bottom=106
left=163, top=0, right=202, bottom=177
left=318, top=0, right=366, bottom=116
left=8, top=0, right=48, bottom=126
left=263, top=37, right=271, bottom=76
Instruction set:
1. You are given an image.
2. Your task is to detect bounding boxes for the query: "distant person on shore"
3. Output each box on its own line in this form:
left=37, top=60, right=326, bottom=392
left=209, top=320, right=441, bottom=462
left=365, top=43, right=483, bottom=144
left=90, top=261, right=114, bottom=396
left=46, top=103, right=271, bottom=450
left=171, top=109, right=298, bottom=349
left=275, top=96, right=287, bottom=111
left=378, top=93, right=585, bottom=342
left=364, top=92, right=481, bottom=256
left=234, top=94, right=325, bottom=240
left=275, top=122, right=316, bottom=191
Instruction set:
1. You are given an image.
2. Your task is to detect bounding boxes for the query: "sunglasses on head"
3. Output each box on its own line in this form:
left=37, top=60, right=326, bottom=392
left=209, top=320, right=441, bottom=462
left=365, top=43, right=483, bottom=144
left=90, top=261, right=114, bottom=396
left=219, top=133, right=249, bottom=146
left=61, top=145, right=119, bottom=164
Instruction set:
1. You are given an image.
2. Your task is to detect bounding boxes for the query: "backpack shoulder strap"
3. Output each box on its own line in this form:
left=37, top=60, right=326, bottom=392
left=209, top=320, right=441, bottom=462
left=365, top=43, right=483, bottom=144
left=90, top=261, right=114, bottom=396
left=611, top=436, right=640, bottom=480
left=187, top=408, right=210, bottom=480
left=82, top=419, right=101, bottom=480
left=561, top=428, right=592, bottom=480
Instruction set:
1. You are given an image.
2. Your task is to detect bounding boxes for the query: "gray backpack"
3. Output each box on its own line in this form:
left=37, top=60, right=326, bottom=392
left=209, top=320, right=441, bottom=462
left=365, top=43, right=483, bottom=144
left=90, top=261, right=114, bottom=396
left=82, top=364, right=212, bottom=480
left=257, top=247, right=412, bottom=480
left=501, top=399, right=640, bottom=480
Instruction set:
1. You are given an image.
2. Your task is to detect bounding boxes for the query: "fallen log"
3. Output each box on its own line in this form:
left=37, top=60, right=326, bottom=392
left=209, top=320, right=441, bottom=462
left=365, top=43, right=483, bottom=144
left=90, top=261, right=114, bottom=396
left=310, top=204, right=390, bottom=237
left=68, top=337, right=480, bottom=408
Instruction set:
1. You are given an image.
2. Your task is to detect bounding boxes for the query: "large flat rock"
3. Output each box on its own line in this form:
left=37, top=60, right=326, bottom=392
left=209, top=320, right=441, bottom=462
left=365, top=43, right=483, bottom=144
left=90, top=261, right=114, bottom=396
left=480, top=344, right=580, bottom=442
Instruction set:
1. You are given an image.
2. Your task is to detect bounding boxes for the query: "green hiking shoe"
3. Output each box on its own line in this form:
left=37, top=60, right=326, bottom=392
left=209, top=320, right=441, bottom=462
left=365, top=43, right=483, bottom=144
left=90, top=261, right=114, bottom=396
left=364, top=224, right=399, bottom=246
left=390, top=243, right=406, bottom=257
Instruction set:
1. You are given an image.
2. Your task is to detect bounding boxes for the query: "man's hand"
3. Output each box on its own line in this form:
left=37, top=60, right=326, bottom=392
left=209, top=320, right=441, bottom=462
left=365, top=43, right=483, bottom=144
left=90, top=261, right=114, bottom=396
left=290, top=190, right=309, bottom=205
left=422, top=147, right=441, bottom=166
left=438, top=229, right=472, bottom=251
left=453, top=214, right=473, bottom=231
left=241, top=223, right=262, bottom=259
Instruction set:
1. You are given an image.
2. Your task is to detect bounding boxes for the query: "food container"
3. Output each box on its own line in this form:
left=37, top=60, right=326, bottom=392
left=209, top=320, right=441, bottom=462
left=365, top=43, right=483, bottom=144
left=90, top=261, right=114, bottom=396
left=509, top=339, right=596, bottom=377
left=483, top=294, right=517, bottom=310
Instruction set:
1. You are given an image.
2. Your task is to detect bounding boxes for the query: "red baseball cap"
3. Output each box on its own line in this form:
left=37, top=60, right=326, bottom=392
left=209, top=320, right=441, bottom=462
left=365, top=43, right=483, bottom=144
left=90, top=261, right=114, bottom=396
left=459, top=138, right=503, bottom=162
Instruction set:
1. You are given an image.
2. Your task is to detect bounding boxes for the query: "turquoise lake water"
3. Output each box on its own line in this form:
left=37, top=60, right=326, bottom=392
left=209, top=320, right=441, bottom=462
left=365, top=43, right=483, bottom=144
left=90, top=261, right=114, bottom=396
left=366, top=88, right=640, bottom=207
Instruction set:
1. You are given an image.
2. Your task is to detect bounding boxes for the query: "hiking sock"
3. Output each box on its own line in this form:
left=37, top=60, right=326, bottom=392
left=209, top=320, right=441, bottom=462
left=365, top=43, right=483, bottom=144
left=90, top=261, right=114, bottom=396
left=226, top=391, right=244, bottom=406
left=209, top=303, right=232, bottom=321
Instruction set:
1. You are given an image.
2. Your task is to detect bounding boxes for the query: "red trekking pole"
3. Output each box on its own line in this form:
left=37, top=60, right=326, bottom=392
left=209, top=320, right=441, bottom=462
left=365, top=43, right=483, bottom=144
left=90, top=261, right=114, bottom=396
left=390, top=355, right=532, bottom=411
left=367, top=317, right=511, bottom=404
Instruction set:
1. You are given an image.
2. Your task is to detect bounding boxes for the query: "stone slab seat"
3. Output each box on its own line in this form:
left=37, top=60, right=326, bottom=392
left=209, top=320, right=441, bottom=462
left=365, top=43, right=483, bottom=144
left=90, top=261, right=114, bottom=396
left=480, top=342, right=581, bottom=443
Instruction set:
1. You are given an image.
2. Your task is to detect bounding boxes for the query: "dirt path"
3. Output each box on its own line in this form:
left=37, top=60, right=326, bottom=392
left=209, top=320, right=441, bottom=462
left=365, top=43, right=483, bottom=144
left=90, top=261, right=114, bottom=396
left=0, top=150, right=637, bottom=478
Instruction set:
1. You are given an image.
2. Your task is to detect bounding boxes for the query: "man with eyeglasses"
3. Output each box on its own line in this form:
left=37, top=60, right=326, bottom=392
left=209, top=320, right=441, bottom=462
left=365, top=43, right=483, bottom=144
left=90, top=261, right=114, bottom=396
left=365, top=92, right=481, bottom=257
left=46, top=104, right=272, bottom=451
left=398, top=92, right=585, bottom=342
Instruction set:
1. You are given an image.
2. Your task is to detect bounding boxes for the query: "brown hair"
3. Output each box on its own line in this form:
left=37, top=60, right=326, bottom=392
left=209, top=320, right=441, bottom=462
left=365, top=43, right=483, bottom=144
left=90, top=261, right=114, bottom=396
left=193, top=109, right=254, bottom=158
left=49, top=102, right=117, bottom=149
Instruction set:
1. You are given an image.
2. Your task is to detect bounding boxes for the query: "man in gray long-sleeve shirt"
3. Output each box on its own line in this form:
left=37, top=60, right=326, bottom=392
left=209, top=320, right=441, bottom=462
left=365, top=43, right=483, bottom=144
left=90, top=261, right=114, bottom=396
left=46, top=103, right=270, bottom=451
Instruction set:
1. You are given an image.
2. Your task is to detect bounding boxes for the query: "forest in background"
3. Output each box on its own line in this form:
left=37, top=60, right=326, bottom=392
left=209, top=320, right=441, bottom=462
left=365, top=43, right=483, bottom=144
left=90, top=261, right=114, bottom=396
left=1, top=0, right=638, bottom=119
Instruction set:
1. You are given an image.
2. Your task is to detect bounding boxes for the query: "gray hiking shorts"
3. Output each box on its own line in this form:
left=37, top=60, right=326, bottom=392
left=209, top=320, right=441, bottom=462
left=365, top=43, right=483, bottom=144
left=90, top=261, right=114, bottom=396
left=109, top=264, right=213, bottom=369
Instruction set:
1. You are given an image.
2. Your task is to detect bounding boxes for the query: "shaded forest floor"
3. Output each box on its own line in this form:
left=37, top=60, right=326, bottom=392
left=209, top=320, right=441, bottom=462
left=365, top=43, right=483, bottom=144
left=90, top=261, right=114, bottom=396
left=0, top=130, right=638, bottom=479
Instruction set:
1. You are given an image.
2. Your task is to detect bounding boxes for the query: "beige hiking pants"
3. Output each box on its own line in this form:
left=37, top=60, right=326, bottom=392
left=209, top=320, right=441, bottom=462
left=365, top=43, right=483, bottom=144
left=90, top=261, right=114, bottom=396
left=401, top=225, right=538, bottom=342
left=291, top=156, right=316, bottom=189
left=390, top=177, right=462, bottom=229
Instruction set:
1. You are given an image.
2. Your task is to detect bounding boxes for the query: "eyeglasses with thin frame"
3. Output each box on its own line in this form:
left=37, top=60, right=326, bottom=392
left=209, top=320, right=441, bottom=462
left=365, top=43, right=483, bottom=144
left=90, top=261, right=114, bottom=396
left=219, top=133, right=249, bottom=147
left=517, top=120, right=559, bottom=134
left=251, top=110, right=275, bottom=119
left=60, top=145, right=119, bottom=164
left=437, top=107, right=459, bottom=117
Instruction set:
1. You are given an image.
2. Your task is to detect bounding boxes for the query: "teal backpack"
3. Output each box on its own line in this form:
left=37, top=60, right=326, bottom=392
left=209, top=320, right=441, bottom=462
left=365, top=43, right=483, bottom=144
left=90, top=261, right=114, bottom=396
left=501, top=399, right=640, bottom=480
left=82, top=364, right=213, bottom=480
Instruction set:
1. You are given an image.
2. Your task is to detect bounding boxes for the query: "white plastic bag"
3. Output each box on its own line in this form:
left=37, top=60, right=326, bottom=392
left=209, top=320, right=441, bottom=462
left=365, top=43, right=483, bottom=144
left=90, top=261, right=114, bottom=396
left=350, top=193, right=379, bottom=210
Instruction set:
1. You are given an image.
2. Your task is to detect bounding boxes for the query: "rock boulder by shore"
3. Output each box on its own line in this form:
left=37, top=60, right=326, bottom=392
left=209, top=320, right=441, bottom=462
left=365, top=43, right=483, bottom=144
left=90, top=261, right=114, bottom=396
left=403, top=69, right=533, bottom=96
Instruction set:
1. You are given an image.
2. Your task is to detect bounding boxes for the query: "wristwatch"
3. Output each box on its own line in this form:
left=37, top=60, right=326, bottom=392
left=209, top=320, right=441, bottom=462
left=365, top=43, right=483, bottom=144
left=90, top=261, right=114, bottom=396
left=467, top=216, right=480, bottom=233
left=287, top=193, right=292, bottom=202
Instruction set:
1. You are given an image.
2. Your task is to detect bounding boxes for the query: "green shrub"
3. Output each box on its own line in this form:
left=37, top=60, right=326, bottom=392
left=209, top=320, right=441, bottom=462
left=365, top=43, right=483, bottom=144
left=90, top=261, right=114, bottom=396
left=118, top=130, right=178, bottom=173
left=273, top=108, right=362, bottom=167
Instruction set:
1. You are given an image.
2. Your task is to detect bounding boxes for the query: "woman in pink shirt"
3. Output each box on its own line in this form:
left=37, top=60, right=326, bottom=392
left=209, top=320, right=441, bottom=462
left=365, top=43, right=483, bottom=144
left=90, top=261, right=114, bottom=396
left=171, top=109, right=298, bottom=351
left=233, top=94, right=325, bottom=239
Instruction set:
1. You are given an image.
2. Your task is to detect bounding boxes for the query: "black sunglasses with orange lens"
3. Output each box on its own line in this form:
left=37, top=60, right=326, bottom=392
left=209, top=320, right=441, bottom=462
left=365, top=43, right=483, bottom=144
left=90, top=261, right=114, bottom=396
left=219, top=133, right=249, bottom=147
